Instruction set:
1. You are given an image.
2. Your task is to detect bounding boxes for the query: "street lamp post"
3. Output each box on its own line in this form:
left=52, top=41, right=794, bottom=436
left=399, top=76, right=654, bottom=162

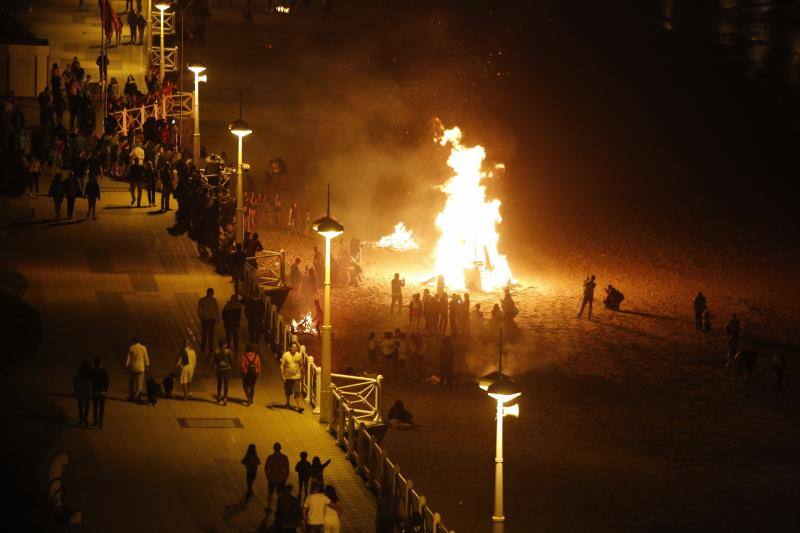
left=229, top=118, right=252, bottom=245
left=155, top=3, right=170, bottom=83
left=479, top=330, right=521, bottom=528
left=187, top=61, right=206, bottom=165
left=312, top=185, right=343, bottom=424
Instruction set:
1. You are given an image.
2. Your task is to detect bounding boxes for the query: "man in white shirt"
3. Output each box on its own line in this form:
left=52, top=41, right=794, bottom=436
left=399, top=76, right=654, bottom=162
left=280, top=342, right=304, bottom=413
left=125, top=336, right=149, bottom=400
left=303, top=483, right=329, bottom=533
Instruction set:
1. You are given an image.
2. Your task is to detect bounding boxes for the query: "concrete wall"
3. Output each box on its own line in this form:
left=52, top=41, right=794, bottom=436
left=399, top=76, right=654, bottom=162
left=0, top=43, right=50, bottom=98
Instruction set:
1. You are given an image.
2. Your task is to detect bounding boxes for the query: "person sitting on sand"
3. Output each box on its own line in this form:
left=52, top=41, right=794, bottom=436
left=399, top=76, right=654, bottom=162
left=388, top=400, right=416, bottom=429
left=603, top=284, right=624, bottom=311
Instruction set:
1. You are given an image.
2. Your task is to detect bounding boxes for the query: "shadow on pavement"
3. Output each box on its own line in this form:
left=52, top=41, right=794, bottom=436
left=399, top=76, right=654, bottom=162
left=45, top=219, right=86, bottom=228
left=616, top=308, right=676, bottom=320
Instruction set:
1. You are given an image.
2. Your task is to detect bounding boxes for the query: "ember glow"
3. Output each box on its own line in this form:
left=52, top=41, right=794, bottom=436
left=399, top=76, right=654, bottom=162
left=377, top=222, right=421, bottom=251
left=291, top=312, right=317, bottom=335
left=432, top=123, right=513, bottom=291
left=275, top=6, right=290, bottom=14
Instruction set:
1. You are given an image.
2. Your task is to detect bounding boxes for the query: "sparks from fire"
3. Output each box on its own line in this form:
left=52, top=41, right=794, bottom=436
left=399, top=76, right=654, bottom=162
left=377, top=222, right=421, bottom=251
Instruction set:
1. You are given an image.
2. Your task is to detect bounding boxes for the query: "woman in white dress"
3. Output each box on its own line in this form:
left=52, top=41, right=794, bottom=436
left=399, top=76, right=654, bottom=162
left=323, top=485, right=342, bottom=533
left=176, top=340, right=197, bottom=400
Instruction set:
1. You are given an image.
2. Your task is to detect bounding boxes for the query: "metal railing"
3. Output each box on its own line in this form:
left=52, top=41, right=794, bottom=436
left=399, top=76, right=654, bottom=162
left=329, top=394, right=454, bottom=533
left=109, top=92, right=193, bottom=134
left=243, top=256, right=453, bottom=532
left=151, top=10, right=176, bottom=34
left=150, top=46, right=179, bottom=71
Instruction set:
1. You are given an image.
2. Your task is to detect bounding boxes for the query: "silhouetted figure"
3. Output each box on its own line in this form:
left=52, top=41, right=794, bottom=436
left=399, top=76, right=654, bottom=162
left=295, top=451, right=311, bottom=502
left=90, top=357, right=108, bottom=428
left=501, top=287, right=518, bottom=325
left=577, top=275, right=596, bottom=318
left=388, top=400, right=415, bottom=429
left=275, top=484, right=301, bottom=531
left=145, top=376, right=160, bottom=405
left=731, top=349, right=757, bottom=389
left=72, top=360, right=92, bottom=428
left=693, top=291, right=707, bottom=331
left=603, top=284, right=624, bottom=311
left=772, top=353, right=785, bottom=389
left=390, top=273, right=405, bottom=314
left=723, top=314, right=741, bottom=373
left=241, top=443, right=260, bottom=500
left=702, top=309, right=713, bottom=343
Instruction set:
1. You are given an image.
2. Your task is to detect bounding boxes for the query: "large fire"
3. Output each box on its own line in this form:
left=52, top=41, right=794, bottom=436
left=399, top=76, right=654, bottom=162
left=291, top=312, right=317, bottom=335
left=432, top=123, right=513, bottom=291
left=377, top=222, right=420, bottom=251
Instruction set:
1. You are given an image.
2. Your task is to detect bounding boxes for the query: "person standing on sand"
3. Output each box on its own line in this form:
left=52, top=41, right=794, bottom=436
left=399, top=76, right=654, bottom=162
left=693, top=292, right=707, bottom=331
left=390, top=273, right=405, bottom=314
left=577, top=274, right=596, bottom=319
left=241, top=443, right=260, bottom=501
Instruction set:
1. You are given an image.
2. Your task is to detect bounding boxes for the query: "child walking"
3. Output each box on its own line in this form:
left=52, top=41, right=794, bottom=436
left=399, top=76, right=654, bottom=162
left=241, top=444, right=261, bottom=501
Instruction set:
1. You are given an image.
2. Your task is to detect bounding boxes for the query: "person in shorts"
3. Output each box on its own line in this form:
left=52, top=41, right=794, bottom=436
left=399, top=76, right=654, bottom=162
left=280, top=342, right=305, bottom=412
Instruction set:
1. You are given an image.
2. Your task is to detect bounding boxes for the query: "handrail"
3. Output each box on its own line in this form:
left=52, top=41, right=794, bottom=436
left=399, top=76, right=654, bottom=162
left=108, top=92, right=193, bottom=134
left=242, top=258, right=453, bottom=531
left=151, top=10, right=176, bottom=34
left=150, top=46, right=179, bottom=71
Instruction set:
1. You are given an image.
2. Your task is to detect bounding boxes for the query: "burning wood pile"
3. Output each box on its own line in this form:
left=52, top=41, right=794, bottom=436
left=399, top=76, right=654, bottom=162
left=291, top=312, right=317, bottom=335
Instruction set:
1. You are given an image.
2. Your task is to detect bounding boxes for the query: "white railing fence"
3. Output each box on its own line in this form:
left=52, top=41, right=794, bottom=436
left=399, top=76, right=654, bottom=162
left=244, top=257, right=453, bottom=532
left=109, top=92, right=193, bottom=134
left=151, top=10, right=176, bottom=35
left=150, top=46, right=179, bottom=71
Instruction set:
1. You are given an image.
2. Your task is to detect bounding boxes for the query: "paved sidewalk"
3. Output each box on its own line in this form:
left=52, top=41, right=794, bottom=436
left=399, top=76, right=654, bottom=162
left=0, top=186, right=375, bottom=532
left=28, top=0, right=146, bottom=84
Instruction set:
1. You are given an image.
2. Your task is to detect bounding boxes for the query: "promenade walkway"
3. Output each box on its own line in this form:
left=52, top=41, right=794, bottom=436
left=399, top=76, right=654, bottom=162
left=0, top=186, right=375, bottom=531
left=28, top=0, right=146, bottom=84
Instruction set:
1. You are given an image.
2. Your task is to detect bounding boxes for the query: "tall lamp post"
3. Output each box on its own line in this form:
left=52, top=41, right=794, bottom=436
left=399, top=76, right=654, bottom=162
left=187, top=61, right=206, bottom=165
left=312, top=185, right=343, bottom=423
left=228, top=117, right=252, bottom=245
left=155, top=2, right=170, bottom=83
left=479, top=330, right=521, bottom=529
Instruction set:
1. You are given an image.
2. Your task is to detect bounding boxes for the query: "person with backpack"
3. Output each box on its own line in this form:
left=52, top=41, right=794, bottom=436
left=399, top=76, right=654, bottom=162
left=212, top=340, right=233, bottom=405
left=175, top=339, right=197, bottom=400
left=240, top=345, right=261, bottom=406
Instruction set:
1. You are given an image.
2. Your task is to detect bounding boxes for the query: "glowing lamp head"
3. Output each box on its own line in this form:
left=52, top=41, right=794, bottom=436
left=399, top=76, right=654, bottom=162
left=187, top=61, right=206, bottom=75
left=229, top=119, right=252, bottom=138
left=313, top=216, right=344, bottom=239
left=155, top=2, right=171, bottom=11
left=487, top=379, right=521, bottom=404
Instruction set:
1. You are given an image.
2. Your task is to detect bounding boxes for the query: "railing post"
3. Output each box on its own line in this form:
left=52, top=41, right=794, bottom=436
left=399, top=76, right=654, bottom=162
left=305, top=355, right=314, bottom=403
left=404, top=479, right=413, bottom=519
left=433, top=512, right=442, bottom=532
left=345, top=414, right=356, bottom=461
left=313, top=366, right=321, bottom=414
left=355, top=424, right=366, bottom=476
left=375, top=374, right=384, bottom=423
left=121, top=109, right=128, bottom=135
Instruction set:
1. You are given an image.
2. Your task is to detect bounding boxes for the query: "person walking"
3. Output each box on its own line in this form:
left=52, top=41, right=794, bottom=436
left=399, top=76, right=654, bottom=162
left=49, top=173, right=65, bottom=220
left=160, top=165, right=174, bottom=211
left=125, top=336, right=149, bottom=401
left=228, top=244, right=246, bottom=296
left=438, top=336, right=455, bottom=388
left=63, top=172, right=81, bottom=219
left=304, top=483, right=330, bottom=533
left=390, top=273, right=405, bottom=314
left=241, top=443, right=260, bottom=501
left=136, top=10, right=147, bottom=45
left=127, top=9, right=138, bottom=43
left=175, top=340, right=197, bottom=400
left=280, top=342, right=304, bottom=412
left=693, top=291, right=707, bottom=331
left=222, top=294, right=242, bottom=351
left=309, top=456, right=331, bottom=488
left=212, top=340, right=233, bottom=405
left=723, top=314, right=741, bottom=373
left=240, top=345, right=261, bottom=406
left=95, top=51, right=109, bottom=83
left=197, top=288, right=219, bottom=356
left=295, top=451, right=311, bottom=502
left=90, top=357, right=109, bottom=428
left=265, top=442, right=290, bottom=510
left=84, top=175, right=100, bottom=219
left=274, top=484, right=302, bottom=532
left=577, top=274, right=596, bottom=319
left=245, top=295, right=265, bottom=345
left=72, top=360, right=92, bottom=428
left=323, top=485, right=342, bottom=533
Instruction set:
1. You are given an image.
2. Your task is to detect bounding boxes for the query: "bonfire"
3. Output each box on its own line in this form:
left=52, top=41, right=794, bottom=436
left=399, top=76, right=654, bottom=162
left=291, top=312, right=317, bottom=335
left=377, top=222, right=421, bottom=251
left=432, top=122, right=513, bottom=291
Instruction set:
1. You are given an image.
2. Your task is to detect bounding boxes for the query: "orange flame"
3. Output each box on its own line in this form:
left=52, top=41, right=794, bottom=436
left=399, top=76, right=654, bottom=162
left=377, top=222, right=421, bottom=251
left=432, top=123, right=513, bottom=291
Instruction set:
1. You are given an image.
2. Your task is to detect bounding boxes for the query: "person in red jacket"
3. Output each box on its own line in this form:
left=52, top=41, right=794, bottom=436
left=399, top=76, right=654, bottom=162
left=240, top=345, right=261, bottom=406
